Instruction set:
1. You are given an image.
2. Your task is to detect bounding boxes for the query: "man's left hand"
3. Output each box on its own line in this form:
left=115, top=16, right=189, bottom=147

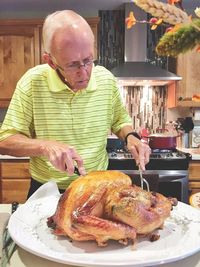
left=126, top=135, right=151, bottom=171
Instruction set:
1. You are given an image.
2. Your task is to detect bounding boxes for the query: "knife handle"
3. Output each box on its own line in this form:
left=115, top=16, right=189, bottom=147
left=74, top=166, right=80, bottom=175
left=11, top=202, right=19, bottom=214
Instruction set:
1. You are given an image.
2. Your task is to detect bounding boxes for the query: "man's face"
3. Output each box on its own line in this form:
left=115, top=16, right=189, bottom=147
left=50, top=31, right=94, bottom=91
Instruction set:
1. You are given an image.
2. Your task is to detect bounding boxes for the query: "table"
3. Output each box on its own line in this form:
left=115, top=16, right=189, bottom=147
left=1, top=204, right=200, bottom=267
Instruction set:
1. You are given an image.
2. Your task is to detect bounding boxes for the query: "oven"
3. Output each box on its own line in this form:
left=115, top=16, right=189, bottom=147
left=107, top=137, right=191, bottom=204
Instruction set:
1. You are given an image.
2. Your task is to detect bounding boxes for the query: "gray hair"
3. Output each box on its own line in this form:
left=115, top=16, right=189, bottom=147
left=42, top=10, right=94, bottom=53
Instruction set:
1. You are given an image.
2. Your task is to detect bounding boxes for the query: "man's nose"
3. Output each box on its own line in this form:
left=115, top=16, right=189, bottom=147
left=78, top=63, right=88, bottom=69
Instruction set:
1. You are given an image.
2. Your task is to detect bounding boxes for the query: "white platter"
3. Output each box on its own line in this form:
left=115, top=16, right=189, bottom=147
left=8, top=195, right=200, bottom=267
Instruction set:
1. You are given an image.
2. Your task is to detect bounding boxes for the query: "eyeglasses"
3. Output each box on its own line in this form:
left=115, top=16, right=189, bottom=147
left=50, top=55, right=94, bottom=73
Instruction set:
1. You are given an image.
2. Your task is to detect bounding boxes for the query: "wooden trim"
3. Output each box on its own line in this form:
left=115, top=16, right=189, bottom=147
left=34, top=27, right=40, bottom=65
left=0, top=19, right=44, bottom=26
left=176, top=100, right=200, bottom=107
left=86, top=17, right=100, bottom=25
left=0, top=100, right=10, bottom=108
left=0, top=163, right=2, bottom=203
left=167, top=81, right=176, bottom=108
left=0, top=17, right=100, bottom=26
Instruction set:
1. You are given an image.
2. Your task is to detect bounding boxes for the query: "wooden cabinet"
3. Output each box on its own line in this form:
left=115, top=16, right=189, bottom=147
left=86, top=17, right=99, bottom=60
left=0, top=19, right=43, bottom=108
left=0, top=17, right=99, bottom=108
left=0, top=160, right=30, bottom=203
left=188, top=160, right=200, bottom=195
left=175, top=50, right=200, bottom=107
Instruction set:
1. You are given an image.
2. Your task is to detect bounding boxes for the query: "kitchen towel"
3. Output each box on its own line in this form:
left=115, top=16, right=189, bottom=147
left=0, top=213, right=10, bottom=259
left=26, top=180, right=60, bottom=202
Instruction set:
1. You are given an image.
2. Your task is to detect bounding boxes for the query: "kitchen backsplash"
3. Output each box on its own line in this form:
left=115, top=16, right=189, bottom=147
left=120, top=85, right=167, bottom=133
left=98, top=9, right=124, bottom=70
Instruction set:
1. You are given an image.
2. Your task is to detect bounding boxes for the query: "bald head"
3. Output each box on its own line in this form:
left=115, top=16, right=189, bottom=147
left=42, top=10, right=94, bottom=54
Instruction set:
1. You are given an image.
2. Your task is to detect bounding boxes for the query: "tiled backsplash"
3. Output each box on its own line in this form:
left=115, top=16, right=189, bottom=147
left=120, top=85, right=167, bottom=133
left=98, top=9, right=124, bottom=70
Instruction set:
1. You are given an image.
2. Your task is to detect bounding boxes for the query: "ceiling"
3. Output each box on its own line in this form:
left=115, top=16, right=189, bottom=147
left=0, top=0, right=199, bottom=8
left=0, top=0, right=199, bottom=18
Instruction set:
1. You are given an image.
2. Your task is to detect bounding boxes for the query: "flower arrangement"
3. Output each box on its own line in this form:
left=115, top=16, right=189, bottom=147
left=126, top=0, right=200, bottom=57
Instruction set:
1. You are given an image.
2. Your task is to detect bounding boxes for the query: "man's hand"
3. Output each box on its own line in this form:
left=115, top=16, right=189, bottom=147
left=0, top=134, right=86, bottom=175
left=126, top=135, right=151, bottom=171
left=40, top=140, right=86, bottom=176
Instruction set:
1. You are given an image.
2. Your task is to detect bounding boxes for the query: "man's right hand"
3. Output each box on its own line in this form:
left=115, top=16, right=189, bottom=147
left=0, top=134, right=86, bottom=176
left=40, top=140, right=86, bottom=176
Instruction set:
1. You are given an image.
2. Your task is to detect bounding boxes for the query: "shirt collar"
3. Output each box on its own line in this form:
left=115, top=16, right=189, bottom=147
left=47, top=65, right=97, bottom=93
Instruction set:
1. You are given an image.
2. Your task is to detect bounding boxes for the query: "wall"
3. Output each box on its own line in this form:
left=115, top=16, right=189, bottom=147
left=167, top=107, right=193, bottom=122
left=0, top=1, right=99, bottom=19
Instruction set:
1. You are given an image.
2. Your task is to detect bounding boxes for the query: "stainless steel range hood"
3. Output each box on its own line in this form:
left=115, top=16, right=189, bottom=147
left=111, top=3, right=181, bottom=86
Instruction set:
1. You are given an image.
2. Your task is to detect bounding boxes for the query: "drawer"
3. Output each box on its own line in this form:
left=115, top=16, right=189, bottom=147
left=1, top=178, right=30, bottom=203
left=189, top=181, right=200, bottom=195
left=189, top=181, right=200, bottom=189
left=1, top=162, right=30, bottom=178
left=189, top=161, right=200, bottom=180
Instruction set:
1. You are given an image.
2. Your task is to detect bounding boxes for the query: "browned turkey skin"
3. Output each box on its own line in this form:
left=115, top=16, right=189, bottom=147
left=47, top=170, right=177, bottom=247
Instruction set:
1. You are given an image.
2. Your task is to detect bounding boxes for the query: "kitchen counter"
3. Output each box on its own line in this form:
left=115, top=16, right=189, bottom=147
left=1, top=148, right=200, bottom=160
left=178, top=148, right=200, bottom=160
left=1, top=204, right=200, bottom=267
left=1, top=148, right=200, bottom=161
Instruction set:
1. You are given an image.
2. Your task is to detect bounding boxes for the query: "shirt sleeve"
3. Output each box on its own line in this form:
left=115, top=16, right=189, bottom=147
left=0, top=78, right=34, bottom=141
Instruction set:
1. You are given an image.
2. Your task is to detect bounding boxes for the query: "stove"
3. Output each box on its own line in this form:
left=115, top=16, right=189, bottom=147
left=107, top=137, right=191, bottom=203
left=107, top=139, right=191, bottom=170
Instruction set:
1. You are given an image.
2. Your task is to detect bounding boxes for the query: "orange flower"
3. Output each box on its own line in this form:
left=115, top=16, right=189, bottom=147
left=167, top=0, right=181, bottom=5
left=149, top=18, right=163, bottom=30
left=125, top=11, right=136, bottom=29
left=166, top=24, right=181, bottom=33
left=196, top=46, right=200, bottom=53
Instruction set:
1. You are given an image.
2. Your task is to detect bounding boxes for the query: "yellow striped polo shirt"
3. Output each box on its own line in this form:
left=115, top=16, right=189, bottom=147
left=0, top=64, right=132, bottom=188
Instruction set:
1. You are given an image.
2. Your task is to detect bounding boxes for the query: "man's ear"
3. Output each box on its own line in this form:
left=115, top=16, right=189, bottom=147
left=43, top=52, right=57, bottom=69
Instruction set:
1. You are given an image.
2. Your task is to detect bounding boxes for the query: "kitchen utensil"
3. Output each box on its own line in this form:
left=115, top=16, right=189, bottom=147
left=148, top=134, right=177, bottom=149
left=138, top=166, right=150, bottom=191
left=74, top=166, right=81, bottom=175
left=182, top=117, right=194, bottom=133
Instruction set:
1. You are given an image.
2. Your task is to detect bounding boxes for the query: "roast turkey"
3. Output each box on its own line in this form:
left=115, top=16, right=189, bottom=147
left=47, top=170, right=177, bottom=246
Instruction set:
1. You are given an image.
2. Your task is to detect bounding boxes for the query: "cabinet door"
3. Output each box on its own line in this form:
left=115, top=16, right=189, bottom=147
left=1, top=161, right=30, bottom=178
left=1, top=179, right=30, bottom=203
left=86, top=17, right=100, bottom=60
left=0, top=21, right=42, bottom=107
left=176, top=50, right=200, bottom=100
left=188, top=161, right=200, bottom=195
left=0, top=18, right=99, bottom=108
left=0, top=161, right=30, bottom=203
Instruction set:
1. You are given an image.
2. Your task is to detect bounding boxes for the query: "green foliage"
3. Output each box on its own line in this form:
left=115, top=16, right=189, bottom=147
left=156, top=19, right=200, bottom=57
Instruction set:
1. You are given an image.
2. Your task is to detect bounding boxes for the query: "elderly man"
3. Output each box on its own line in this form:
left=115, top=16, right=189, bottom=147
left=0, top=10, right=151, bottom=197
